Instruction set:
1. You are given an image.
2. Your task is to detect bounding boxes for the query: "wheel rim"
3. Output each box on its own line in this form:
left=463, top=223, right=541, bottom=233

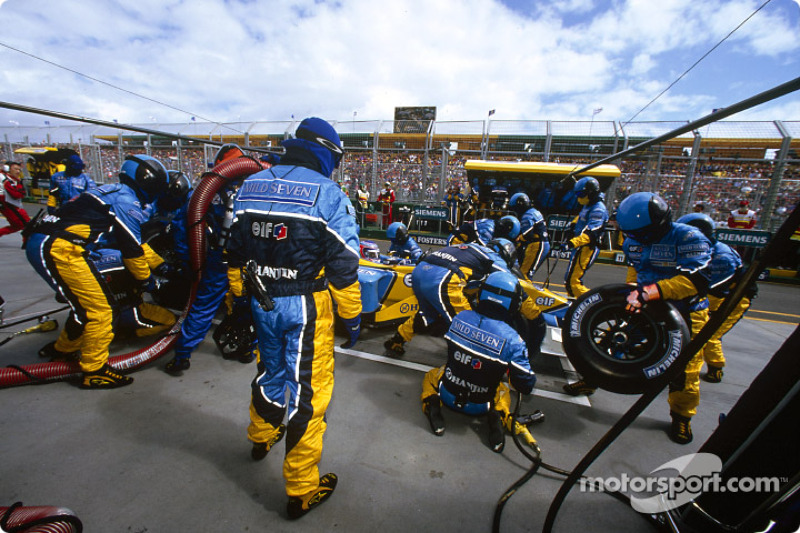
left=587, top=304, right=662, bottom=364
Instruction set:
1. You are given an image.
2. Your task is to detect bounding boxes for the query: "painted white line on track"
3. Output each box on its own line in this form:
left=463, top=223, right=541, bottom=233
left=336, top=346, right=592, bottom=406
left=336, top=346, right=433, bottom=373
left=533, top=387, right=592, bottom=406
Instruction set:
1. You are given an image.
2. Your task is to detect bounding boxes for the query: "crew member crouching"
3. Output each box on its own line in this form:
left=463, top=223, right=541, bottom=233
left=421, top=271, right=542, bottom=453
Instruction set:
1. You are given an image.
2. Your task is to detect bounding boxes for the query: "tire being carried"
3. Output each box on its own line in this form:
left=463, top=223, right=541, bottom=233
left=562, top=284, right=690, bottom=395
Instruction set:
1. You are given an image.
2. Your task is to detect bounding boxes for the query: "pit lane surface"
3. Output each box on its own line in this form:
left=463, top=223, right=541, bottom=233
left=1, top=227, right=797, bottom=532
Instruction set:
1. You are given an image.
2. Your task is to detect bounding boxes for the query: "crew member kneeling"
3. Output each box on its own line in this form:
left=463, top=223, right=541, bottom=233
left=421, top=271, right=540, bottom=453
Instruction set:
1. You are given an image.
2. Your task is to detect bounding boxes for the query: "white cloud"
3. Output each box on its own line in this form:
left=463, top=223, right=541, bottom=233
left=630, top=53, right=655, bottom=75
left=0, top=0, right=797, bottom=129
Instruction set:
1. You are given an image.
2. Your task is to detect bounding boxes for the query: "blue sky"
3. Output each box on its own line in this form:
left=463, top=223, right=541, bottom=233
left=0, top=0, right=798, bottom=130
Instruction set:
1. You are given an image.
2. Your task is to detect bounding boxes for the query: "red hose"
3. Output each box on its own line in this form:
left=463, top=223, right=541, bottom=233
left=0, top=156, right=267, bottom=388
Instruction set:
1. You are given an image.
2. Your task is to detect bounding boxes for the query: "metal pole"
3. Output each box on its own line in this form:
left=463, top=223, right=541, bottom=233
left=0, top=100, right=282, bottom=155
left=543, top=121, right=552, bottom=162
left=117, top=132, right=124, bottom=166
left=678, top=131, right=703, bottom=216
left=372, top=122, right=380, bottom=198
left=440, top=143, right=448, bottom=204
left=761, top=121, right=792, bottom=231
left=481, top=119, right=488, bottom=160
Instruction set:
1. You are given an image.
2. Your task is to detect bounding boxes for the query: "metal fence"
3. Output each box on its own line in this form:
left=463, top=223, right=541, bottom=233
left=2, top=119, right=798, bottom=231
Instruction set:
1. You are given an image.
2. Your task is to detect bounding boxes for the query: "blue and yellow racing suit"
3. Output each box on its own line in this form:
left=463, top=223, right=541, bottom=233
left=623, top=222, right=713, bottom=419
left=447, top=218, right=495, bottom=246
left=422, top=308, right=536, bottom=411
left=421, top=308, right=537, bottom=441
left=396, top=243, right=540, bottom=343
left=702, top=240, right=750, bottom=369
left=48, top=171, right=96, bottom=214
left=565, top=195, right=608, bottom=297
left=517, top=207, right=550, bottom=279
left=226, top=164, right=361, bottom=499
left=25, top=184, right=155, bottom=373
left=388, top=236, right=423, bottom=263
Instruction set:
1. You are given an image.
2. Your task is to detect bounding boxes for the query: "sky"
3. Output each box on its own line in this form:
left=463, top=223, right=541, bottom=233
left=0, top=0, right=799, bottom=132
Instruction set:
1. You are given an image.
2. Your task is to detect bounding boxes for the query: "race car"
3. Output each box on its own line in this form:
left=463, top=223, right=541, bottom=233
left=356, top=240, right=570, bottom=357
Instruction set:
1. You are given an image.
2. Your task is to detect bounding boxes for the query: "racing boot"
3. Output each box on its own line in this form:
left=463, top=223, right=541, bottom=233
left=80, top=364, right=133, bottom=389
left=423, top=396, right=445, bottom=436
left=251, top=424, right=286, bottom=461
left=286, top=473, right=338, bottom=520
left=487, top=410, right=505, bottom=453
left=236, top=350, right=256, bottom=364
left=38, top=341, right=79, bottom=362
left=383, top=332, right=406, bottom=358
left=164, top=356, right=191, bottom=376
left=669, top=412, right=693, bottom=445
left=703, top=365, right=724, bottom=383
left=562, top=379, right=597, bottom=396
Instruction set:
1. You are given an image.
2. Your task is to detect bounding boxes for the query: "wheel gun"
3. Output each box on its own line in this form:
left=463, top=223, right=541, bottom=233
left=243, top=260, right=274, bottom=312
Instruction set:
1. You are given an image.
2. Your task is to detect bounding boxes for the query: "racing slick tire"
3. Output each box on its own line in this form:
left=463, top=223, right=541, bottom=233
left=562, top=284, right=690, bottom=395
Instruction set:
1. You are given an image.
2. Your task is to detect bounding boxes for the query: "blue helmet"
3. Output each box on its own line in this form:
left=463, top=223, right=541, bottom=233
left=282, top=117, right=344, bottom=178
left=617, top=192, right=672, bottom=244
left=487, top=238, right=516, bottom=269
left=494, top=215, right=521, bottom=240
left=574, top=177, right=600, bottom=200
left=386, top=221, right=408, bottom=243
left=64, top=154, right=85, bottom=175
left=119, top=154, right=169, bottom=202
left=677, top=212, right=715, bottom=241
left=479, top=271, right=522, bottom=311
left=509, top=192, right=530, bottom=211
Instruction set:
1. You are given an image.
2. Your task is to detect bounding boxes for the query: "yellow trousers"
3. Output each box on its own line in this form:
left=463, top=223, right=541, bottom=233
left=565, top=245, right=599, bottom=298
left=421, top=367, right=535, bottom=440
left=247, top=291, right=335, bottom=498
left=46, top=237, right=115, bottom=373
left=702, top=295, right=751, bottom=368
left=668, top=308, right=709, bottom=418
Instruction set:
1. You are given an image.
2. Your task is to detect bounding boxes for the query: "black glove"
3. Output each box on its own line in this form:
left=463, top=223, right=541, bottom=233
left=340, top=315, right=361, bottom=349
left=153, top=263, right=172, bottom=277
left=231, top=295, right=250, bottom=316
left=140, top=276, right=160, bottom=293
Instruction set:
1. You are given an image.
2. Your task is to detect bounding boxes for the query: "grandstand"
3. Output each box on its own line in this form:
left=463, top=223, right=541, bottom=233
left=2, top=118, right=798, bottom=235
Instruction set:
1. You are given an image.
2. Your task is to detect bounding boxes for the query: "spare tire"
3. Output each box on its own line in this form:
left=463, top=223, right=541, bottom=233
left=562, top=284, right=690, bottom=395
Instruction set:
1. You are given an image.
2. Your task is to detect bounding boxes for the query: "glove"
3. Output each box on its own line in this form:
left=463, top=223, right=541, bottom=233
left=140, top=276, right=160, bottom=293
left=625, top=284, right=660, bottom=313
left=232, top=295, right=250, bottom=315
left=561, top=240, right=574, bottom=252
left=340, top=315, right=361, bottom=349
left=464, top=280, right=482, bottom=291
left=153, top=262, right=172, bottom=277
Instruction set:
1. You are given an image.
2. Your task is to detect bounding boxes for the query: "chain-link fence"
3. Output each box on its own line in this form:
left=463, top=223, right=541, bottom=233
left=3, top=119, right=798, bottom=230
